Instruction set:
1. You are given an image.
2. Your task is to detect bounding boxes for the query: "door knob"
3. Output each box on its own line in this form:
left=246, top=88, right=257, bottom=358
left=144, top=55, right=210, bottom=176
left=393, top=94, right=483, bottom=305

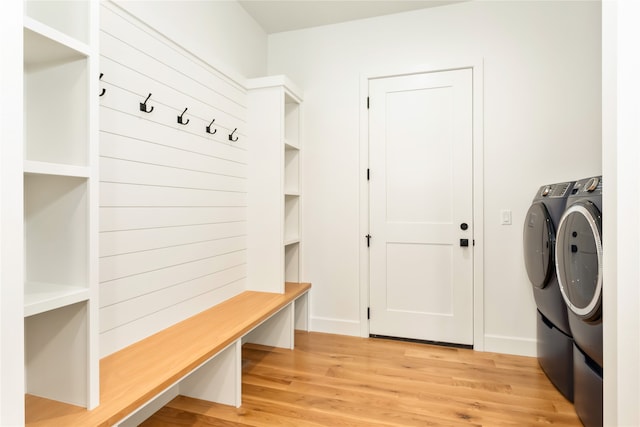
left=460, top=239, right=469, bottom=247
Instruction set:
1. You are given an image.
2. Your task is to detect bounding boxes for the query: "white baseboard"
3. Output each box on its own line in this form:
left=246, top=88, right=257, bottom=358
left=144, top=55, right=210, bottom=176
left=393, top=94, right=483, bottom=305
left=308, top=318, right=537, bottom=358
left=483, top=334, right=537, bottom=357
left=310, top=316, right=361, bottom=336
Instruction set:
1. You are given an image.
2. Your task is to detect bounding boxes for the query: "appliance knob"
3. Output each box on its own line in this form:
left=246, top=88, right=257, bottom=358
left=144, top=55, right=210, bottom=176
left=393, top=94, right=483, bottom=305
left=585, top=177, right=600, bottom=192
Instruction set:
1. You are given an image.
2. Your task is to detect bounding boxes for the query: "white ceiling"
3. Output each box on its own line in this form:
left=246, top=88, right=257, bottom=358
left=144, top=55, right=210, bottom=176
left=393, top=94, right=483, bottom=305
left=238, top=0, right=467, bottom=34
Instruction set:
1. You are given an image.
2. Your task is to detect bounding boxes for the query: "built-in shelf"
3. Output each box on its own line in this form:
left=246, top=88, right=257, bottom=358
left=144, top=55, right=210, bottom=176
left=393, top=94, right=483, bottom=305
left=284, top=139, right=300, bottom=151
left=285, top=243, right=300, bottom=283
left=248, top=76, right=303, bottom=290
left=24, top=17, right=89, bottom=168
left=284, top=95, right=300, bottom=148
left=284, top=195, right=300, bottom=245
left=25, top=301, right=89, bottom=409
left=284, top=238, right=301, bottom=246
left=284, top=146, right=300, bottom=195
left=24, top=281, right=90, bottom=317
left=24, top=174, right=88, bottom=313
left=24, top=16, right=90, bottom=67
left=24, top=160, right=90, bottom=178
left=21, top=0, right=98, bottom=412
left=283, top=89, right=301, bottom=284
left=24, top=0, right=90, bottom=46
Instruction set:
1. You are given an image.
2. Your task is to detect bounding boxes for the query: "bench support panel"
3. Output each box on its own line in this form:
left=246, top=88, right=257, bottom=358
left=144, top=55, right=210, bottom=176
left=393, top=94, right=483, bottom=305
left=179, top=340, right=242, bottom=407
left=116, top=385, right=179, bottom=427
left=243, top=303, right=294, bottom=349
left=294, top=292, right=309, bottom=331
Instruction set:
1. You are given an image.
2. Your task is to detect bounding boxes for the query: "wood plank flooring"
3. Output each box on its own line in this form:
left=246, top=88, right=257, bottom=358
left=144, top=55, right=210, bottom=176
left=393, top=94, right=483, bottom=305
left=142, top=331, right=581, bottom=426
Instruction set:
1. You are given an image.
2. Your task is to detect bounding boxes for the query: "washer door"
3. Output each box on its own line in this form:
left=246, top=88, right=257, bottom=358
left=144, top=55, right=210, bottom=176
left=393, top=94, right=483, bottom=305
left=523, top=202, right=555, bottom=289
left=555, top=201, right=603, bottom=321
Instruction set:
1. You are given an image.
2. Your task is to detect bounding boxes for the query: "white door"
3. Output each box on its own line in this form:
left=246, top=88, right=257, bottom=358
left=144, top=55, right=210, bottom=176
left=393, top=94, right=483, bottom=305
left=369, top=69, right=473, bottom=345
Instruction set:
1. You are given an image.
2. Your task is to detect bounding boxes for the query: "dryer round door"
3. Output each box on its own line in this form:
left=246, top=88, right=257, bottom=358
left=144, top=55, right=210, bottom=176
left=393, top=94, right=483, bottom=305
left=523, top=202, right=555, bottom=289
left=555, top=201, right=603, bottom=321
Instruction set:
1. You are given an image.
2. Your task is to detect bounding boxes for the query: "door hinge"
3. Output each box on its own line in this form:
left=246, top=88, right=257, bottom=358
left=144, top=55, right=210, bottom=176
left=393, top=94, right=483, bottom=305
left=367, top=96, right=370, bottom=109
left=367, top=307, right=370, bottom=319
left=367, top=168, right=370, bottom=180
left=366, top=234, right=371, bottom=247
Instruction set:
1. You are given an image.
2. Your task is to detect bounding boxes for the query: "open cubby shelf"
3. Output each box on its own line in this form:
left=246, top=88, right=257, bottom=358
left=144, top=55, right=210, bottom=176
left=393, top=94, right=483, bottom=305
left=22, top=1, right=99, bottom=415
left=247, top=76, right=303, bottom=291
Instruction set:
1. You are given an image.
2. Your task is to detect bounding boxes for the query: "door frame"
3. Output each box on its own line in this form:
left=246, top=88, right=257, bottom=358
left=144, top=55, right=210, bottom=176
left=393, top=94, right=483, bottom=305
left=358, top=59, right=485, bottom=350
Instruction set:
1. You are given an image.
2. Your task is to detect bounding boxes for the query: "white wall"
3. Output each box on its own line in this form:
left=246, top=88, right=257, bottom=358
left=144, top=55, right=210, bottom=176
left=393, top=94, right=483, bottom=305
left=113, top=0, right=267, bottom=79
left=98, top=2, right=253, bottom=356
left=267, top=0, right=602, bottom=354
left=603, top=1, right=640, bottom=425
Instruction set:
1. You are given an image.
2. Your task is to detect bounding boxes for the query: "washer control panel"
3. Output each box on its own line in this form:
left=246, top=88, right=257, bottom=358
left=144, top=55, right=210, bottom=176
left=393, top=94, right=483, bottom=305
left=539, top=182, right=573, bottom=198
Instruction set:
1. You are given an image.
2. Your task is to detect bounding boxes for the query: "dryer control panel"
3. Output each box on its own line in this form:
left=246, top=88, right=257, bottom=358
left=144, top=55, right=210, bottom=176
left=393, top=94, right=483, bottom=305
left=571, top=176, right=602, bottom=196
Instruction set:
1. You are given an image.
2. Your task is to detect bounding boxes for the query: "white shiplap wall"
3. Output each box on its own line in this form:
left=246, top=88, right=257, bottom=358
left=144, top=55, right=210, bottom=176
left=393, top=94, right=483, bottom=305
left=98, top=2, right=248, bottom=357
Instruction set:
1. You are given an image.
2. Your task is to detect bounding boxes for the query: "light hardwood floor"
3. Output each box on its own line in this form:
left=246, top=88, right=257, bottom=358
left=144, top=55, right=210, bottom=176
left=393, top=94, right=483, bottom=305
left=142, top=331, right=582, bottom=426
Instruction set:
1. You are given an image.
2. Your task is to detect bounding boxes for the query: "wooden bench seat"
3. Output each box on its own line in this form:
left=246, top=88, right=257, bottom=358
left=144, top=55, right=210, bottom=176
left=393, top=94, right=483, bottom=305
left=25, top=282, right=311, bottom=427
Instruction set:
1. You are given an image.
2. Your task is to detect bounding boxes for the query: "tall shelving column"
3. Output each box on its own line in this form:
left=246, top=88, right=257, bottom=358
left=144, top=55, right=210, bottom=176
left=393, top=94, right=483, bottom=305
left=283, top=93, right=302, bottom=284
left=247, top=76, right=303, bottom=293
left=1, top=0, right=25, bottom=424
left=23, top=0, right=99, bottom=411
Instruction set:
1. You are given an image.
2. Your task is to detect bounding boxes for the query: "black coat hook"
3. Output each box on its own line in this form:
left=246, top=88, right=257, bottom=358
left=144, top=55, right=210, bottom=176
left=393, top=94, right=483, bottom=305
left=99, top=73, right=105, bottom=97
left=140, top=93, right=154, bottom=113
left=206, top=118, right=217, bottom=135
left=229, top=128, right=238, bottom=142
left=177, top=108, right=190, bottom=125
